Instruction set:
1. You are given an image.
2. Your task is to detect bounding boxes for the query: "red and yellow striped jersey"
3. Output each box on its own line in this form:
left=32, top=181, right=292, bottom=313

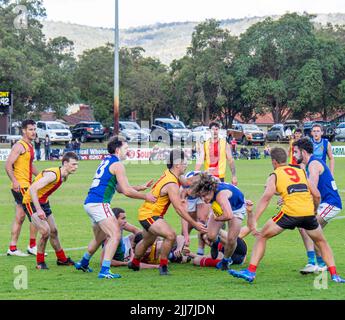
left=12, top=140, right=34, bottom=188
left=138, top=169, right=179, bottom=220
left=23, top=167, right=63, bottom=204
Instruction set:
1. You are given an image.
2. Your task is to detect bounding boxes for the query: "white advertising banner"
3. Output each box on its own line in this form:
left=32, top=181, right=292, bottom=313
left=332, top=146, right=345, bottom=158
left=0, top=147, right=194, bottom=161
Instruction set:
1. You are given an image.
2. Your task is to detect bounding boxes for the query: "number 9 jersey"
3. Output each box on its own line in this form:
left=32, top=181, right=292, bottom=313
left=273, top=165, right=315, bottom=217
left=84, top=155, right=120, bottom=204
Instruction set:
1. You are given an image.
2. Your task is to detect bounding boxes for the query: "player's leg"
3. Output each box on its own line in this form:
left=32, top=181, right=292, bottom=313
left=192, top=255, right=222, bottom=267
left=229, top=219, right=284, bottom=282
left=152, top=219, right=176, bottom=275
left=46, top=213, right=74, bottom=266
left=30, top=212, right=51, bottom=269
left=207, top=213, right=223, bottom=259
left=75, top=223, right=106, bottom=273
left=216, top=217, right=242, bottom=270
left=298, top=227, right=317, bottom=273
left=133, top=229, right=157, bottom=261
left=27, top=222, right=38, bottom=255
left=8, top=201, right=29, bottom=256
left=143, top=219, right=176, bottom=275
left=305, top=225, right=345, bottom=283
left=299, top=204, right=339, bottom=273
left=97, top=215, right=122, bottom=278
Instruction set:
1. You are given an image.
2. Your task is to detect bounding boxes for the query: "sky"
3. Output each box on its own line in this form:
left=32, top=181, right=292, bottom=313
left=42, top=0, right=345, bottom=29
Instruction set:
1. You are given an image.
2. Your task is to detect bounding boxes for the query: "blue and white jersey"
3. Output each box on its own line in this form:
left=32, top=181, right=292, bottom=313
left=183, top=171, right=201, bottom=200
left=307, top=155, right=342, bottom=209
left=84, top=155, right=120, bottom=204
left=212, top=182, right=245, bottom=211
left=311, top=138, right=328, bottom=162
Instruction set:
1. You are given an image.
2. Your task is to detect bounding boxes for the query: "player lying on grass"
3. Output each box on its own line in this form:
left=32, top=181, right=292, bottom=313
left=189, top=233, right=248, bottom=268
left=190, top=173, right=253, bottom=271
left=228, top=147, right=345, bottom=284
left=75, top=136, right=156, bottom=279
left=22, top=152, right=79, bottom=269
left=128, top=149, right=207, bottom=275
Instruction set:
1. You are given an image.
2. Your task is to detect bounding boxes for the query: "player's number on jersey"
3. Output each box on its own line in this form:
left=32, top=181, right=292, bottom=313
left=90, top=160, right=110, bottom=188
left=284, top=168, right=300, bottom=183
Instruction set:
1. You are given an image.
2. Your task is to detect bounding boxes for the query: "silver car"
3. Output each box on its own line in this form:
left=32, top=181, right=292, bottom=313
left=335, top=122, right=345, bottom=142
left=119, top=121, right=150, bottom=143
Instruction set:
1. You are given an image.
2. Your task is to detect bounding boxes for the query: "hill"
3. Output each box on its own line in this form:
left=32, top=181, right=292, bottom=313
left=41, top=13, right=345, bottom=65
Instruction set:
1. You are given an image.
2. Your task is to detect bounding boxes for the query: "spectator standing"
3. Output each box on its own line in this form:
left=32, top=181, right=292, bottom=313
left=264, top=144, right=271, bottom=159
left=44, top=135, right=51, bottom=161
left=73, top=138, right=81, bottom=159
left=34, top=136, right=41, bottom=161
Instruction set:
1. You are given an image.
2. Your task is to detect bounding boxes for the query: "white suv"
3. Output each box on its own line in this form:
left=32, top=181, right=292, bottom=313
left=36, top=121, right=72, bottom=143
left=335, top=122, right=345, bottom=142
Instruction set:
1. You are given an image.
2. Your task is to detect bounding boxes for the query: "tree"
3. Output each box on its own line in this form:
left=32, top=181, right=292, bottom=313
left=237, top=13, right=317, bottom=123
left=187, top=19, right=236, bottom=124
left=0, top=0, right=78, bottom=119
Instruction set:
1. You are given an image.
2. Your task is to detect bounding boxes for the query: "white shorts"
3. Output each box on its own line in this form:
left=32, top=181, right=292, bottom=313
left=232, top=204, right=247, bottom=221
left=317, top=203, right=341, bottom=222
left=187, top=197, right=204, bottom=213
left=84, top=203, right=114, bottom=224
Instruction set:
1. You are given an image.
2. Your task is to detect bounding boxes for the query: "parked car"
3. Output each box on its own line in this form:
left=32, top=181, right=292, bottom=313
left=303, top=121, right=336, bottom=142
left=70, top=121, right=105, bottom=143
left=150, top=118, right=192, bottom=145
left=266, top=123, right=298, bottom=142
left=36, top=121, right=72, bottom=143
left=229, top=123, right=265, bottom=145
left=119, top=121, right=150, bottom=143
left=335, top=122, right=345, bottom=142
left=191, top=126, right=227, bottom=143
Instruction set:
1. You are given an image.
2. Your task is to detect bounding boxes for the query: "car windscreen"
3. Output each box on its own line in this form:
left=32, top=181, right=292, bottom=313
left=166, top=121, right=186, bottom=129
left=85, top=123, right=102, bottom=129
left=47, top=123, right=66, bottom=130
left=122, top=123, right=140, bottom=130
left=243, top=125, right=260, bottom=131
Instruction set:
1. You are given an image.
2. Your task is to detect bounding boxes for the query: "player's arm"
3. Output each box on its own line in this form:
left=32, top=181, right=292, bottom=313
left=32, top=164, right=39, bottom=176
left=111, top=162, right=156, bottom=203
left=327, top=142, right=335, bottom=175
left=5, top=143, right=24, bottom=191
left=305, top=173, right=321, bottom=213
left=166, top=183, right=207, bottom=233
left=123, top=223, right=141, bottom=235
left=29, top=172, right=56, bottom=220
left=181, top=217, right=190, bottom=246
left=132, top=179, right=154, bottom=191
left=173, top=235, right=186, bottom=258
left=226, top=143, right=237, bottom=185
left=195, top=142, right=205, bottom=171
left=250, top=175, right=276, bottom=232
left=308, top=160, right=322, bottom=190
left=215, top=190, right=233, bottom=221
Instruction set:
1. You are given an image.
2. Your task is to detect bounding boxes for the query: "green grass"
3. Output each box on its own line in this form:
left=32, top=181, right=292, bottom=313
left=0, top=156, right=345, bottom=300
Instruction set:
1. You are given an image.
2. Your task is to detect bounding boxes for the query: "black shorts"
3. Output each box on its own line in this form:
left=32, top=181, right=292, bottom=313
left=232, top=238, right=247, bottom=265
left=23, top=202, right=53, bottom=222
left=11, top=188, right=28, bottom=205
left=272, top=211, right=319, bottom=230
left=139, top=216, right=162, bottom=232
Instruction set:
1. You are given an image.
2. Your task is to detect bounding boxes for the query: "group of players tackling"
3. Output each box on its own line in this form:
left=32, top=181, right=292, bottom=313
left=5, top=120, right=344, bottom=283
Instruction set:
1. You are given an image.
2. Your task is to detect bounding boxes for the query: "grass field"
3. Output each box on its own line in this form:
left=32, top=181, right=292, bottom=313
left=0, top=155, right=345, bottom=300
